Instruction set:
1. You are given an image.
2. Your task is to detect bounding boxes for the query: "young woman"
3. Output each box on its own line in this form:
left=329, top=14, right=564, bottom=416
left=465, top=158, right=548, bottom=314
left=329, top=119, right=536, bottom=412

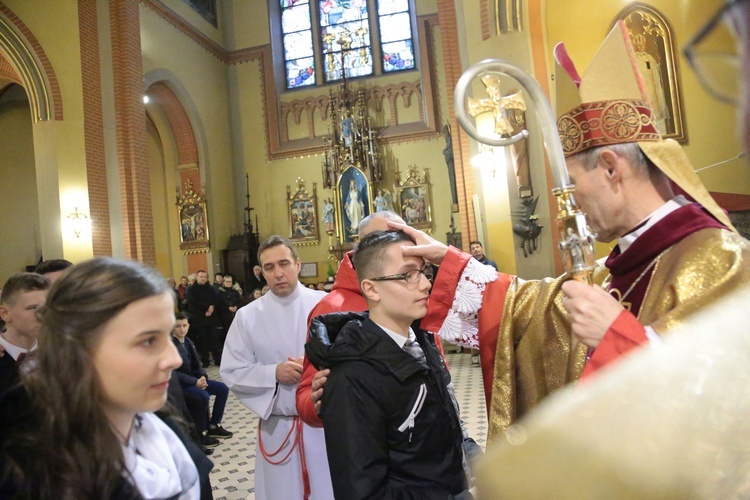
left=0, top=258, right=209, bottom=499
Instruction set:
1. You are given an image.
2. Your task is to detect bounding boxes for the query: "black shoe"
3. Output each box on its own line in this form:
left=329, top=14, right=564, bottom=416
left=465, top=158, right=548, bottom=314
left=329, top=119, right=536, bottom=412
left=208, top=424, right=233, bottom=439
left=201, top=446, right=214, bottom=455
left=200, top=431, right=219, bottom=448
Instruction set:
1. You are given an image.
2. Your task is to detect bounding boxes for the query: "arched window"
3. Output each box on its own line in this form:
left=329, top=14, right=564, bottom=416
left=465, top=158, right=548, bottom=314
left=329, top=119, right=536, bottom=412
left=278, top=0, right=416, bottom=90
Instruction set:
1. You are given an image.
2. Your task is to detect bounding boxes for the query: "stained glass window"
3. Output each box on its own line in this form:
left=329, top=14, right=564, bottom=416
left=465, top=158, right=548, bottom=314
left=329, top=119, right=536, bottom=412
left=377, top=0, right=414, bottom=73
left=281, top=0, right=316, bottom=89
left=319, top=0, right=373, bottom=82
left=277, top=0, right=416, bottom=89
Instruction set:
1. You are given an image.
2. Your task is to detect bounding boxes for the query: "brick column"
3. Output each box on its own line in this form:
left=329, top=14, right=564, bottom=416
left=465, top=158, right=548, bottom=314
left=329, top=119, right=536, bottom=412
left=109, top=0, right=155, bottom=264
left=79, top=0, right=112, bottom=256
left=437, top=0, right=477, bottom=249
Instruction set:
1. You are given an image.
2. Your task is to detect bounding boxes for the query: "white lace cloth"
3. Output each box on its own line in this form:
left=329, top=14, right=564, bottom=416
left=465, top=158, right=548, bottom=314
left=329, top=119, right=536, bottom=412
left=437, top=259, right=498, bottom=349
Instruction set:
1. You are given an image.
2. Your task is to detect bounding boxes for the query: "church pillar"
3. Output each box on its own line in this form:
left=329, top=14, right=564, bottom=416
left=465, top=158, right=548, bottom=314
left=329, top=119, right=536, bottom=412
left=437, top=0, right=478, bottom=249
left=109, top=0, right=156, bottom=264
left=79, top=0, right=112, bottom=256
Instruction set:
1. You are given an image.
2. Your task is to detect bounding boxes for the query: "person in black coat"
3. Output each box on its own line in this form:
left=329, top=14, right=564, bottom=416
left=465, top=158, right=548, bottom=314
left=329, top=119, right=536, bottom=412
left=185, top=270, right=221, bottom=366
left=173, top=313, right=233, bottom=445
left=306, top=230, right=472, bottom=499
left=216, top=274, right=242, bottom=345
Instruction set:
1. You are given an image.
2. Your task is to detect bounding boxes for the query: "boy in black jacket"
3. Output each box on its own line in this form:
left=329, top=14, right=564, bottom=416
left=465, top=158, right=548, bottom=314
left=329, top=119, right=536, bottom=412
left=306, top=230, right=472, bottom=499
left=172, top=313, right=233, bottom=448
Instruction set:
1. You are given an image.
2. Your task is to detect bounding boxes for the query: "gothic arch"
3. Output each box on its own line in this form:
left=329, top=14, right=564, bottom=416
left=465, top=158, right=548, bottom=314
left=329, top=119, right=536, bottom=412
left=0, top=3, right=63, bottom=121
left=144, top=70, right=211, bottom=272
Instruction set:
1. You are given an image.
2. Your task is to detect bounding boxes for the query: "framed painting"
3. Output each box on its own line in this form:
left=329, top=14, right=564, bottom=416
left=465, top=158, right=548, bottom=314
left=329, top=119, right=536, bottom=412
left=395, top=166, right=432, bottom=232
left=612, top=3, right=687, bottom=142
left=176, top=180, right=210, bottom=254
left=300, top=262, right=318, bottom=278
left=336, top=165, right=372, bottom=244
left=287, top=178, right=320, bottom=246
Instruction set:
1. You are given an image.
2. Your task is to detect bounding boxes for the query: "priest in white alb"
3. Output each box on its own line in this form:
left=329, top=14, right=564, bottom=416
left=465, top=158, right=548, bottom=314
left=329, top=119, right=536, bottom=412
left=220, top=235, right=333, bottom=499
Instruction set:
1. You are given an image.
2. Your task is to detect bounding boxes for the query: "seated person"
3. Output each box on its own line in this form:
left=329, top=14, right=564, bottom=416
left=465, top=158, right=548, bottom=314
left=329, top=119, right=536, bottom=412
left=172, top=312, right=233, bottom=447
left=306, top=230, right=470, bottom=499
left=0, top=273, right=50, bottom=394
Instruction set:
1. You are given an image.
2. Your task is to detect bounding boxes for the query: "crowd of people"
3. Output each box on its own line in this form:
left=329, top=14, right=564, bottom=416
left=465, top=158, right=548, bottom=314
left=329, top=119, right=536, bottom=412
left=1, top=4, right=749, bottom=498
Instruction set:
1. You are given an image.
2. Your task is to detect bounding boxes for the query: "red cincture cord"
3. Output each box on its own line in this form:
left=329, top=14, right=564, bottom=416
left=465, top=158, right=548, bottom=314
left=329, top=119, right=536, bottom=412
left=258, top=416, right=310, bottom=499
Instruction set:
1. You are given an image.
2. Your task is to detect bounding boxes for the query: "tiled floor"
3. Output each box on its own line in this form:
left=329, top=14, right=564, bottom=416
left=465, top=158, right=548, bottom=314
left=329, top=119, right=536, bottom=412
left=206, top=351, right=487, bottom=499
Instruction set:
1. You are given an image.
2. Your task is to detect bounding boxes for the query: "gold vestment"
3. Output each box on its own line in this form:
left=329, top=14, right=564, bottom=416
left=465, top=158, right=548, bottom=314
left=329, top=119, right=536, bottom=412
left=488, top=228, right=750, bottom=441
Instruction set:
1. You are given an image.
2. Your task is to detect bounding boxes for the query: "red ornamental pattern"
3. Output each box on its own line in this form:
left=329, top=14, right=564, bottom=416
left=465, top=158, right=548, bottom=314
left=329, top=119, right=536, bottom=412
left=557, top=99, right=661, bottom=156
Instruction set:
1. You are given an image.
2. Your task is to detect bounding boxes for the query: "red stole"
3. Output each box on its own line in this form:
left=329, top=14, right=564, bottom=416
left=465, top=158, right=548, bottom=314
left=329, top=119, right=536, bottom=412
left=580, top=204, right=726, bottom=379
left=604, top=204, right=725, bottom=317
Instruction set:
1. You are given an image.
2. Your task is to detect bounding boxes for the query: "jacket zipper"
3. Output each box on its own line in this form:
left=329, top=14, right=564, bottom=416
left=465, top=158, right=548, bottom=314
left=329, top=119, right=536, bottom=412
left=398, top=383, right=427, bottom=442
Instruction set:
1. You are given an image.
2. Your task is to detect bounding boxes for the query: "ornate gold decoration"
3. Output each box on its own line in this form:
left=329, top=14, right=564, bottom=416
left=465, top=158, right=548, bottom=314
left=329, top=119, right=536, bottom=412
left=557, top=99, right=660, bottom=156
left=468, top=76, right=526, bottom=136
left=552, top=186, right=596, bottom=284
left=176, top=180, right=210, bottom=255
left=395, top=166, right=432, bottom=233
left=287, top=178, right=319, bottom=246
left=612, top=3, right=687, bottom=142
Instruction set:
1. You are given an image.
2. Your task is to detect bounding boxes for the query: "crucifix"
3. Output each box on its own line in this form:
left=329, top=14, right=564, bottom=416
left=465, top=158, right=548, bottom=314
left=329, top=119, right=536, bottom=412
left=468, top=75, right=532, bottom=198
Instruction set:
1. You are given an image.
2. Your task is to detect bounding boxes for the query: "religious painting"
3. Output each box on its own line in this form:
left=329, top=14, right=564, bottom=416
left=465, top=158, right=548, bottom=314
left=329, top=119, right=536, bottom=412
left=336, top=165, right=372, bottom=244
left=183, top=0, right=217, bottom=27
left=612, top=3, right=687, bottom=142
left=287, top=178, right=320, bottom=246
left=300, top=262, right=318, bottom=278
left=395, top=166, right=432, bottom=232
left=373, top=188, right=394, bottom=213
left=176, top=181, right=210, bottom=255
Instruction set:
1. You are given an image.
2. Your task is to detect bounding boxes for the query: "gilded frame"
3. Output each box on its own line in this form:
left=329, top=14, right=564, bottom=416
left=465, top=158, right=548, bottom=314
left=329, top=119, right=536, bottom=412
left=300, top=262, right=318, bottom=278
left=336, top=165, right=373, bottom=245
left=176, top=181, right=210, bottom=255
left=612, top=3, right=687, bottom=143
left=287, top=178, right=320, bottom=246
left=395, top=166, right=432, bottom=232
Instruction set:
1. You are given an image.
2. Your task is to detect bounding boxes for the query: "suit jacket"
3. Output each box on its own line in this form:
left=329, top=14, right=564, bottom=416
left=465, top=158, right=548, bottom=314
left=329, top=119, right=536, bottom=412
left=172, top=336, right=207, bottom=388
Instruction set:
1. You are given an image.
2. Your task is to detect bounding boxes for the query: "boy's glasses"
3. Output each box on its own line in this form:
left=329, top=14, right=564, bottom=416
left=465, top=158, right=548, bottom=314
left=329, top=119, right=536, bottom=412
left=368, top=266, right=433, bottom=284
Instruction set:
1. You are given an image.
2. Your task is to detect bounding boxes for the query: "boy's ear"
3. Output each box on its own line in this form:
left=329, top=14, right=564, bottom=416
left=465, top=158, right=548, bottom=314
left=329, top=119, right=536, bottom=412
left=360, top=280, right=380, bottom=303
left=0, top=304, right=10, bottom=323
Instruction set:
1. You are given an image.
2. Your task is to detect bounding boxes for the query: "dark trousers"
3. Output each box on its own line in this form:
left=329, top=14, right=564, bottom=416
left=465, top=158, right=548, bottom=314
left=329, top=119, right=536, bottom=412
left=183, top=380, right=229, bottom=429
left=189, top=324, right=221, bottom=366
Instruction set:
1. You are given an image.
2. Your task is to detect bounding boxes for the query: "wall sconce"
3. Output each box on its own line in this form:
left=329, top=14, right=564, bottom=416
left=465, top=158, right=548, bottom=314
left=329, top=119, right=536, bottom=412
left=67, top=207, right=89, bottom=238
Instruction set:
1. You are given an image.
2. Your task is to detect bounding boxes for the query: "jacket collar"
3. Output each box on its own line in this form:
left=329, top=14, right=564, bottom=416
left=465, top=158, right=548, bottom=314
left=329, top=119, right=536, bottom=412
left=307, top=312, right=426, bottom=383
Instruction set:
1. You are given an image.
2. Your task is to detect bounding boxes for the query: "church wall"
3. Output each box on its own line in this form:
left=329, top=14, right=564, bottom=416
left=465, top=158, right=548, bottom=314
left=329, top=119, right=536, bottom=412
left=140, top=5, right=237, bottom=279
left=450, top=0, right=561, bottom=278
left=151, top=0, right=226, bottom=47
left=3, top=0, right=93, bottom=263
left=0, top=96, right=39, bottom=278
left=545, top=0, right=750, bottom=199
left=226, top=1, right=458, bottom=279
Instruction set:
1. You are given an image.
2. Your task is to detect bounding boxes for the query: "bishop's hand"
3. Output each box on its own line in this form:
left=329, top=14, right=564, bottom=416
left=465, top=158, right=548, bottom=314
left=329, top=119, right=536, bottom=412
left=562, top=280, right=624, bottom=348
left=387, top=220, right=449, bottom=264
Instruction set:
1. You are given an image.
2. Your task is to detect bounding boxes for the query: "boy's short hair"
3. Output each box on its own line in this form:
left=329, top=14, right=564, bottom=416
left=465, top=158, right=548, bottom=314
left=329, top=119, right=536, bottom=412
left=1, top=273, right=51, bottom=305
left=352, top=230, right=414, bottom=283
left=34, top=259, right=73, bottom=276
left=175, top=312, right=189, bottom=322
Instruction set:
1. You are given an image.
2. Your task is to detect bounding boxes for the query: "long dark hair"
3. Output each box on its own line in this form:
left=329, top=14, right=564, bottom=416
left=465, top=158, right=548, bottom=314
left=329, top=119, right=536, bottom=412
left=19, top=258, right=170, bottom=498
